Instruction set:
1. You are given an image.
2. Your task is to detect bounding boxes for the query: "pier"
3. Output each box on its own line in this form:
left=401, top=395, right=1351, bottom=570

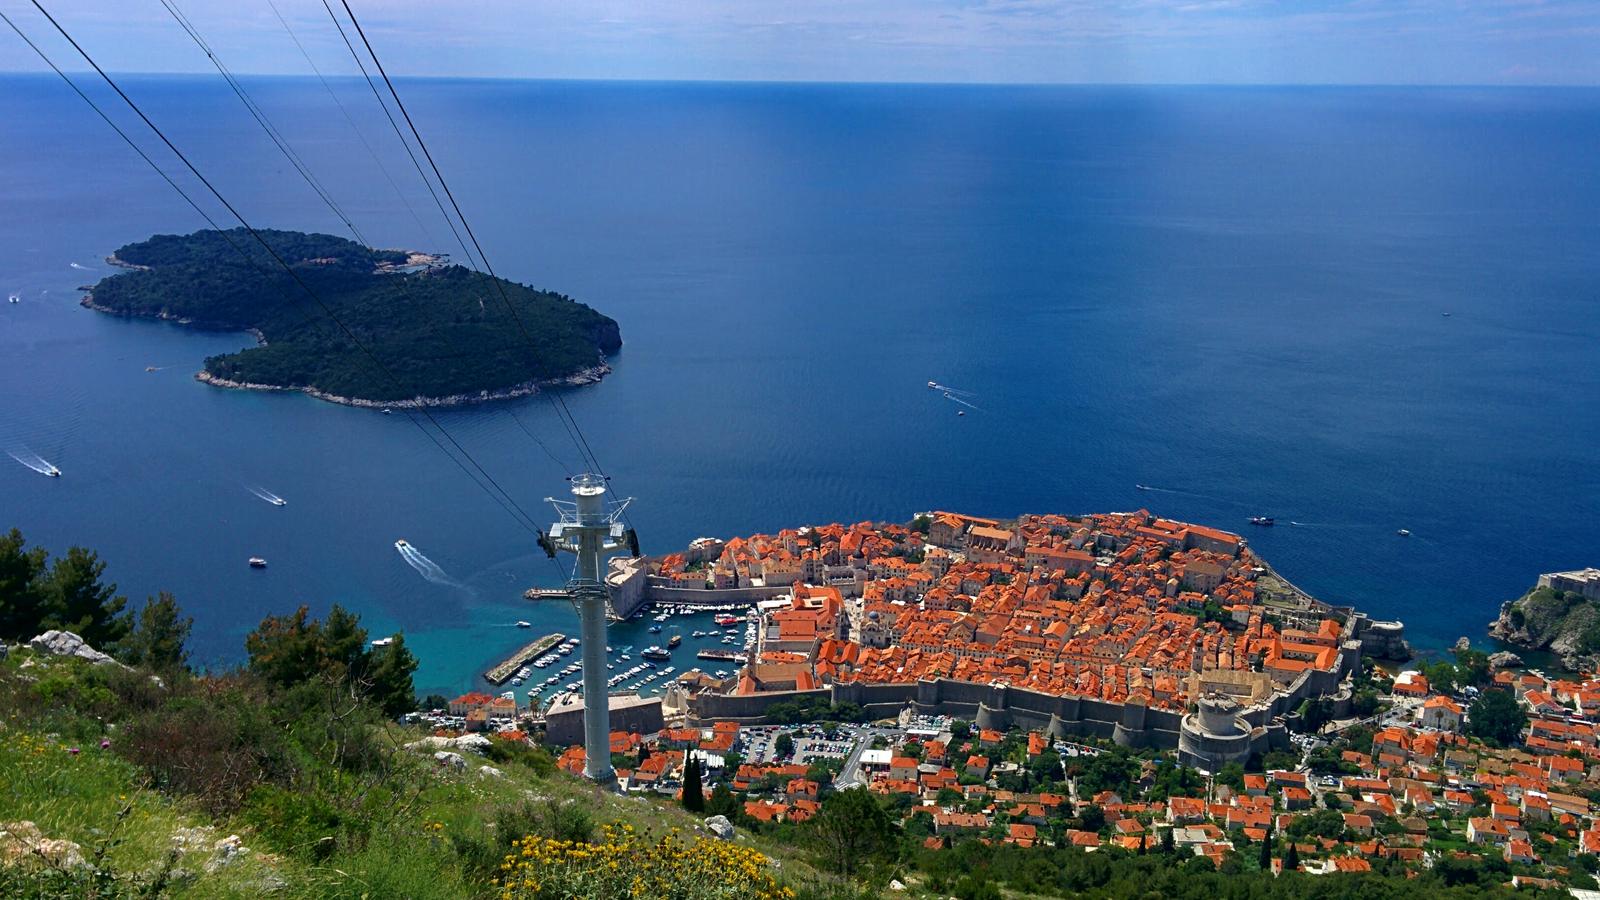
left=483, top=632, right=565, bottom=685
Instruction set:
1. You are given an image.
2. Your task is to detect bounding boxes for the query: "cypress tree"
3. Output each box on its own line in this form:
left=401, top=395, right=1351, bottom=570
left=1284, top=841, right=1300, bottom=872
left=1260, top=821, right=1274, bottom=870
left=683, top=751, right=705, bottom=812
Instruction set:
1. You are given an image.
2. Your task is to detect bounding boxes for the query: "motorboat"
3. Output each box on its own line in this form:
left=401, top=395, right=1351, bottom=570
left=516, top=620, right=531, bottom=628
left=395, top=539, right=410, bottom=550
left=248, top=557, right=268, bottom=569
left=649, top=624, right=662, bottom=633
left=667, top=634, right=682, bottom=648
left=269, top=497, right=286, bottom=507
left=1248, top=516, right=1275, bottom=527
left=1397, top=529, right=1412, bottom=537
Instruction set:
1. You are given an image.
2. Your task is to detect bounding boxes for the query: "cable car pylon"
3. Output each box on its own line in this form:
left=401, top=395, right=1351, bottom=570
left=538, top=473, right=636, bottom=785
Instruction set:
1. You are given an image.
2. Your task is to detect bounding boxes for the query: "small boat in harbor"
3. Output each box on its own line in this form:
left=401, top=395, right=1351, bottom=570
left=649, top=624, right=662, bottom=633
left=667, top=634, right=682, bottom=648
left=641, top=646, right=671, bottom=661
left=248, top=557, right=268, bottom=569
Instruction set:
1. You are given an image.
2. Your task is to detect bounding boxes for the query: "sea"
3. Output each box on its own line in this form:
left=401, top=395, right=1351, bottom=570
left=2, top=75, right=1597, bottom=696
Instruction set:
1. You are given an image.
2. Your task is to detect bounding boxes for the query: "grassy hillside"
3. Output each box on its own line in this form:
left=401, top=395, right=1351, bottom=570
left=0, top=646, right=855, bottom=899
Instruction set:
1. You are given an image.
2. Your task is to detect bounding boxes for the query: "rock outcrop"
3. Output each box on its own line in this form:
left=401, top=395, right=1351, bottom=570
left=1489, top=583, right=1600, bottom=670
left=406, top=733, right=492, bottom=755
left=704, top=815, right=735, bottom=840
left=1, top=821, right=87, bottom=870
left=1488, top=650, right=1523, bottom=669
left=28, top=630, right=123, bottom=667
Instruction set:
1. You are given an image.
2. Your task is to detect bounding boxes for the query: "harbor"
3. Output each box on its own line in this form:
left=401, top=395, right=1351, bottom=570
left=483, top=632, right=565, bottom=685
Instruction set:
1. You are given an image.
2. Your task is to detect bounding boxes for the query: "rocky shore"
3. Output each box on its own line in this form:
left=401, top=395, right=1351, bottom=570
left=1488, top=582, right=1599, bottom=671
left=193, top=361, right=611, bottom=410
left=84, top=288, right=612, bottom=409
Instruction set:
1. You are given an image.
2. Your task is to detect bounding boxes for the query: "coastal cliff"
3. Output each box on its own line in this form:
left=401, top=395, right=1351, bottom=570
left=1488, top=583, right=1600, bottom=670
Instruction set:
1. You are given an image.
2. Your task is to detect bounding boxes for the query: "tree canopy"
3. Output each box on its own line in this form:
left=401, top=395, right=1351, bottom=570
left=1468, top=688, right=1528, bottom=746
left=0, top=528, right=128, bottom=647
left=245, top=603, right=418, bottom=717
left=89, top=229, right=621, bottom=403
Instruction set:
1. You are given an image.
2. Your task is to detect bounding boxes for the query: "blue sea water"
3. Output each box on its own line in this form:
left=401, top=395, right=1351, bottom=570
left=2, top=76, right=1597, bottom=695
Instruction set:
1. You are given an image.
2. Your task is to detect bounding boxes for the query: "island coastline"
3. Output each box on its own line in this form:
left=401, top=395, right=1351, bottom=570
left=81, top=229, right=620, bottom=408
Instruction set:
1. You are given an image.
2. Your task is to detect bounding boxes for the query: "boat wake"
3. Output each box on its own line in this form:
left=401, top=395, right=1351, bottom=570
left=1132, top=484, right=1252, bottom=508
left=942, top=392, right=983, bottom=411
left=6, top=448, right=59, bottom=477
left=68, top=262, right=92, bottom=271
left=245, top=484, right=287, bottom=506
left=395, top=540, right=466, bottom=589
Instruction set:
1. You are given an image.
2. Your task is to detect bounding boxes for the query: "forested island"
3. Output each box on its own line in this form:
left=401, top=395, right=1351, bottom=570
left=83, top=228, right=622, bottom=406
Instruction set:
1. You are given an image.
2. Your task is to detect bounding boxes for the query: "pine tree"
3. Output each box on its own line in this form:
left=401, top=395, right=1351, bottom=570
left=367, top=633, right=419, bottom=718
left=39, top=546, right=128, bottom=648
left=116, top=591, right=192, bottom=673
left=0, top=528, right=49, bottom=640
left=683, top=751, right=705, bottom=812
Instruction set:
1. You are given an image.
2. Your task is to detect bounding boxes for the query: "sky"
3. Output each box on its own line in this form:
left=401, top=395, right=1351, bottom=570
left=2, top=0, right=1598, bottom=85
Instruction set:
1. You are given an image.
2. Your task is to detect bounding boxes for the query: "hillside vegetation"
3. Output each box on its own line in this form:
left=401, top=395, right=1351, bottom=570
left=0, top=528, right=1561, bottom=898
left=85, top=229, right=621, bottom=404
left=1490, top=584, right=1600, bottom=668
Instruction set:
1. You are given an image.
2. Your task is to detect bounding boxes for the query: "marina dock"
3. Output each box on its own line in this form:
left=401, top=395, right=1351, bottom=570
left=484, top=632, right=565, bottom=685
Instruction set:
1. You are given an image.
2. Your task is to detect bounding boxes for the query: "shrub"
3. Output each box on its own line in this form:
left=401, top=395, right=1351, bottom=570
left=496, top=824, right=792, bottom=899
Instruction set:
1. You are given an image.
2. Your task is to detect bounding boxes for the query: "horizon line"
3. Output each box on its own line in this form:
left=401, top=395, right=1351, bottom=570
left=1, top=70, right=1595, bottom=90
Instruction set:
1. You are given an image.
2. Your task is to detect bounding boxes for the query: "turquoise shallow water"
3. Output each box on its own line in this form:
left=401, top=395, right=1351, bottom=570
left=2, top=77, right=1598, bottom=695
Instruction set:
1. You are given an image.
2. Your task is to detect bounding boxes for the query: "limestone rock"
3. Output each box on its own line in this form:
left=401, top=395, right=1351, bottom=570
left=406, top=734, right=492, bottom=755
left=170, top=825, right=215, bottom=855
left=1488, top=650, right=1523, bottom=669
left=203, top=835, right=249, bottom=874
left=704, top=815, right=735, bottom=840
left=888, top=878, right=907, bottom=891
left=1453, top=637, right=1471, bottom=653
left=1, top=821, right=87, bottom=869
left=27, top=630, right=122, bottom=667
left=477, top=765, right=505, bottom=779
left=434, top=751, right=467, bottom=771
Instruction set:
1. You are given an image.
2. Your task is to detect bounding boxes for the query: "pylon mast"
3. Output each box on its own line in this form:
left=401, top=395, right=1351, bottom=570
left=543, top=473, right=633, bottom=785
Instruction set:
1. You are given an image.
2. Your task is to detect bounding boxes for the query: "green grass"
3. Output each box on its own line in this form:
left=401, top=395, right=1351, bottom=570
left=0, top=649, right=866, bottom=899
left=0, top=729, right=290, bottom=897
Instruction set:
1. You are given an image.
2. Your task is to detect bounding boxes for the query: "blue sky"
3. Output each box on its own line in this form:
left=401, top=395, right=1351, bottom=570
left=3, top=0, right=1598, bottom=85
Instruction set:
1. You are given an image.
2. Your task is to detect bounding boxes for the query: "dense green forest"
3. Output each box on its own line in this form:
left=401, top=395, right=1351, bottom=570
left=87, top=229, right=622, bottom=403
